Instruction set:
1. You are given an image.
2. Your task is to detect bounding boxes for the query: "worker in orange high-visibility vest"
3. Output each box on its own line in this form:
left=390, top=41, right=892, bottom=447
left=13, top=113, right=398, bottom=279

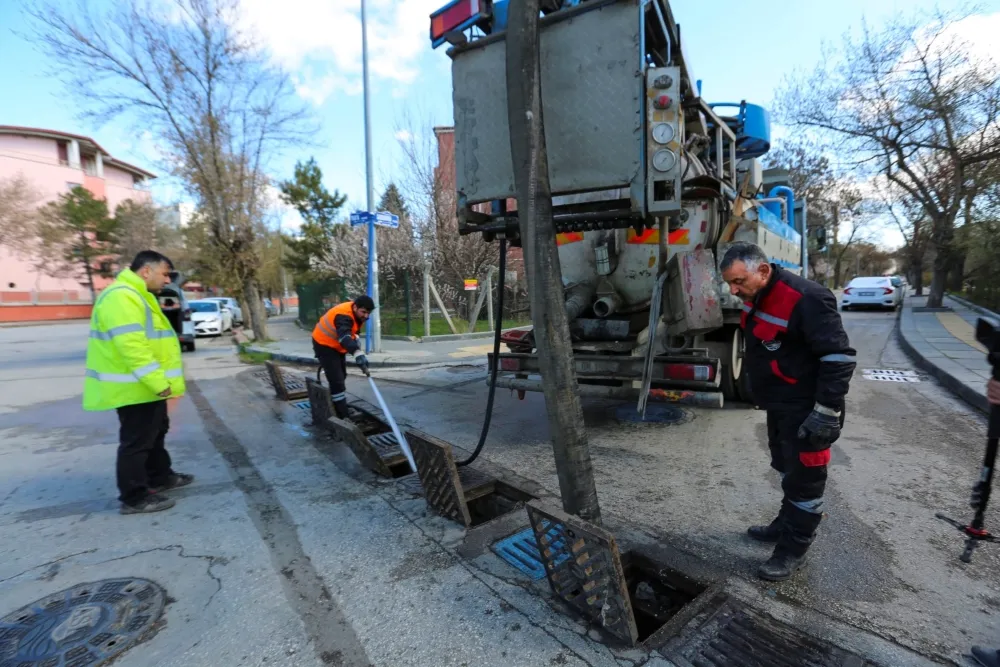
left=312, top=295, right=374, bottom=418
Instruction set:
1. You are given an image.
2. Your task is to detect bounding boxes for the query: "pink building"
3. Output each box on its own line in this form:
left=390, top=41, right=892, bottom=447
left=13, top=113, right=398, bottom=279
left=0, top=125, right=156, bottom=301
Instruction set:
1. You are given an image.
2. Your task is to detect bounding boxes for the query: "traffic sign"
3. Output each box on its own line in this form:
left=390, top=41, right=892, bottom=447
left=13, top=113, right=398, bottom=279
left=464, top=279, right=478, bottom=291
left=351, top=210, right=399, bottom=228
left=350, top=211, right=373, bottom=227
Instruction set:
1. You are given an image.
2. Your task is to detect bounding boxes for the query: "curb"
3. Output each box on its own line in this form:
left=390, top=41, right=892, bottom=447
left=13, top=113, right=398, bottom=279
left=895, top=308, right=989, bottom=415
left=946, top=293, right=1000, bottom=321
left=244, top=346, right=459, bottom=370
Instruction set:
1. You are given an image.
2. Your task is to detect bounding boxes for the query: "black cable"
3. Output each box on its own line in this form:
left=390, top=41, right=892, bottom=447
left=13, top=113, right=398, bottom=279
left=457, top=237, right=507, bottom=467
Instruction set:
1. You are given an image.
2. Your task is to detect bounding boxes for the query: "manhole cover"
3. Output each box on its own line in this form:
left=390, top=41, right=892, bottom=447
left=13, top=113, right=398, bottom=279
left=0, top=578, right=166, bottom=667
left=615, top=404, right=692, bottom=424
left=862, top=369, right=920, bottom=383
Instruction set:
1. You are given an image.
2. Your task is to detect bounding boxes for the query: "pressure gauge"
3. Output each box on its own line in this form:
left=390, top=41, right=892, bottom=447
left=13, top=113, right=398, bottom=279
left=651, top=123, right=674, bottom=145
left=652, top=149, right=677, bottom=172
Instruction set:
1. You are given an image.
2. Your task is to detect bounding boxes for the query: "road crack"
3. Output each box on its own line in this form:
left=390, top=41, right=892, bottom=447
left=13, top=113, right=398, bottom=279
left=96, top=544, right=226, bottom=610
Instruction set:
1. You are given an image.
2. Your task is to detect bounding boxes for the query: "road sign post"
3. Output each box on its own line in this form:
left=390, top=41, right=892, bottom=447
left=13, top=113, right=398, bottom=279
left=352, top=210, right=400, bottom=354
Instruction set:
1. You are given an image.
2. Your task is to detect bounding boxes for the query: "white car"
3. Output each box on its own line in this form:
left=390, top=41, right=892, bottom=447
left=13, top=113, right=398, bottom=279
left=841, top=276, right=903, bottom=311
left=205, top=297, right=243, bottom=326
left=189, top=299, right=233, bottom=336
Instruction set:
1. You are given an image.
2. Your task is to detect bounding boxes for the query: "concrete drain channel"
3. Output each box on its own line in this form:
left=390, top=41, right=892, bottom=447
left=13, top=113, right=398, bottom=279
left=0, top=577, right=166, bottom=667
left=279, top=368, right=877, bottom=661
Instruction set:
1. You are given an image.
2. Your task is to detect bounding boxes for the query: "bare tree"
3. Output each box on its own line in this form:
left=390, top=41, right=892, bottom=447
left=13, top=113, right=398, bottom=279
left=28, top=0, right=312, bottom=338
left=778, top=9, right=1000, bottom=306
left=113, top=200, right=158, bottom=270
left=0, top=175, right=41, bottom=256
left=394, top=113, right=500, bottom=311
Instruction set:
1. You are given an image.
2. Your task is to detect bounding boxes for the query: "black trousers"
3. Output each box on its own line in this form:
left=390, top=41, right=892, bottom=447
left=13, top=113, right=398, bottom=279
left=313, top=339, right=349, bottom=418
left=116, top=400, right=173, bottom=505
left=766, top=406, right=844, bottom=556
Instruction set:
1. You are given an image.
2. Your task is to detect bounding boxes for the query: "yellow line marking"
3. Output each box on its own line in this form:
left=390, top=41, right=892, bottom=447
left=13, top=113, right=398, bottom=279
left=935, top=312, right=987, bottom=353
left=448, top=343, right=495, bottom=359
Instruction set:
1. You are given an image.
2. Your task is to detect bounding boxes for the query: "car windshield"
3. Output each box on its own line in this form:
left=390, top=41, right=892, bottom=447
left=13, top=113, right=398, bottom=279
left=849, top=277, right=889, bottom=287
left=190, top=301, right=220, bottom=313
left=891, top=278, right=902, bottom=286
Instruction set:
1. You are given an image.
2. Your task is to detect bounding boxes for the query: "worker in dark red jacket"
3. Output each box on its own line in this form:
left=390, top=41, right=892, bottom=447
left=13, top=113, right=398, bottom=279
left=721, top=242, right=856, bottom=581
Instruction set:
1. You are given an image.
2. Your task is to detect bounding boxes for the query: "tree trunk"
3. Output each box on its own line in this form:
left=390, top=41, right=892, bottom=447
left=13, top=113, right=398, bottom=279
left=506, top=0, right=601, bottom=524
left=911, top=255, right=924, bottom=296
left=834, top=255, right=843, bottom=289
left=242, top=280, right=268, bottom=340
left=927, top=217, right=954, bottom=308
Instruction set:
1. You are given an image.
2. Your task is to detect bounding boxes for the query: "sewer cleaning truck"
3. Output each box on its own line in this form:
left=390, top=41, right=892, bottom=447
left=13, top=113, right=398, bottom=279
left=429, top=0, right=809, bottom=408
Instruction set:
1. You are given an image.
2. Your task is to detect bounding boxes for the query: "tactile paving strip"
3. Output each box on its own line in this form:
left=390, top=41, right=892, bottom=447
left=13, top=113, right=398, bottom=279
left=526, top=500, right=638, bottom=645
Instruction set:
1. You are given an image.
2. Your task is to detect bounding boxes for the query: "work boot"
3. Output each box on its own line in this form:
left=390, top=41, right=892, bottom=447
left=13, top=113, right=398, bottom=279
left=757, top=501, right=822, bottom=582
left=971, top=646, right=1000, bottom=667
left=149, top=473, right=195, bottom=494
left=333, top=400, right=350, bottom=420
left=747, top=516, right=781, bottom=542
left=120, top=493, right=176, bottom=515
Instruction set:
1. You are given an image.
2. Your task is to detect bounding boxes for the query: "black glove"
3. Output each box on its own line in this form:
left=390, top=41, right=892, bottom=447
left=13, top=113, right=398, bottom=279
left=355, top=354, right=370, bottom=375
left=797, top=404, right=841, bottom=447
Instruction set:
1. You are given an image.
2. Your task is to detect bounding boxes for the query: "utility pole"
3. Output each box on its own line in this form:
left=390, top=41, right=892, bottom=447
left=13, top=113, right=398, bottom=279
left=361, top=0, right=381, bottom=353
left=505, top=0, right=601, bottom=524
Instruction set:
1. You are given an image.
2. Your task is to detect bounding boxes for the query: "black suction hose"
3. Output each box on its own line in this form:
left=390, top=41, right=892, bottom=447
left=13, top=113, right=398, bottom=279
left=457, top=238, right=507, bottom=467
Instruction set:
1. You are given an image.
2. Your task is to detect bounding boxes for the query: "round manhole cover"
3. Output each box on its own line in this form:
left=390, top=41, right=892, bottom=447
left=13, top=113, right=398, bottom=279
left=614, top=404, right=693, bottom=425
left=0, top=577, right=166, bottom=667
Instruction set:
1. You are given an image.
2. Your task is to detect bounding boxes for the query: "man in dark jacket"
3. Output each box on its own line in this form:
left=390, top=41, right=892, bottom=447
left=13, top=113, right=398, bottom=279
left=721, top=242, right=857, bottom=581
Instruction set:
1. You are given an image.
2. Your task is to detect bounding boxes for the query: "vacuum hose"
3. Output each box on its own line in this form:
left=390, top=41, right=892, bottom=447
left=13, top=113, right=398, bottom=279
left=457, top=238, right=507, bottom=467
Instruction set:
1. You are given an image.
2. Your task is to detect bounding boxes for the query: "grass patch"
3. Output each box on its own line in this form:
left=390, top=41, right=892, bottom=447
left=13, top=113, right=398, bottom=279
left=237, top=343, right=273, bottom=364
left=379, top=314, right=530, bottom=337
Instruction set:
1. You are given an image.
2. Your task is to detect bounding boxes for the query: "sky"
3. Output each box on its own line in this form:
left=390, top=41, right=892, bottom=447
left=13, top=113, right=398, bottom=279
left=2, top=0, right=999, bottom=247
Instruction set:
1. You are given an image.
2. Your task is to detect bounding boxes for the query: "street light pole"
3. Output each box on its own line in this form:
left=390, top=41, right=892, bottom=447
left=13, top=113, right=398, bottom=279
left=361, top=0, right=381, bottom=353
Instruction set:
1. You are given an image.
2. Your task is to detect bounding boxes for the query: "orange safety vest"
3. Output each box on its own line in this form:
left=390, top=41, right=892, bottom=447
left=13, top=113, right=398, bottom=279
left=312, top=301, right=360, bottom=354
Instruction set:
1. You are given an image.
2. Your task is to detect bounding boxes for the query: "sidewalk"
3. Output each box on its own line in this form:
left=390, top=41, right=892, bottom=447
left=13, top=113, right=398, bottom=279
left=897, top=293, right=995, bottom=414
left=247, top=315, right=495, bottom=368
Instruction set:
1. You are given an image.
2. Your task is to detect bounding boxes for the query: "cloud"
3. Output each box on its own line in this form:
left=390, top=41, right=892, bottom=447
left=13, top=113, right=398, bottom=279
left=238, top=0, right=444, bottom=104
left=393, top=129, right=413, bottom=142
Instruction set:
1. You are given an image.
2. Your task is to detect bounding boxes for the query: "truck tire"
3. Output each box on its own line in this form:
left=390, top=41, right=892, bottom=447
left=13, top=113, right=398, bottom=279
left=720, top=326, right=754, bottom=406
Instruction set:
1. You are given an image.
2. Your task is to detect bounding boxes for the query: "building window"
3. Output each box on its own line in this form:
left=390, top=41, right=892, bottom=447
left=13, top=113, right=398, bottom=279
left=67, top=182, right=81, bottom=192
left=57, top=141, right=69, bottom=165
left=82, top=155, right=98, bottom=176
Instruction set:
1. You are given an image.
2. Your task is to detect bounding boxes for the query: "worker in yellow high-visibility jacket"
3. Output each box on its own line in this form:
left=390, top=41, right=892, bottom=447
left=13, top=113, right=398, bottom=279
left=84, top=250, right=192, bottom=515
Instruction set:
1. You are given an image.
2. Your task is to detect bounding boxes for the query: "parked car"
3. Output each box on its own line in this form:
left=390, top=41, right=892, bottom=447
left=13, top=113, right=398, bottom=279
left=262, top=299, right=278, bottom=317
left=841, top=276, right=903, bottom=311
left=189, top=299, right=233, bottom=336
left=157, top=283, right=196, bottom=352
left=204, top=297, right=243, bottom=326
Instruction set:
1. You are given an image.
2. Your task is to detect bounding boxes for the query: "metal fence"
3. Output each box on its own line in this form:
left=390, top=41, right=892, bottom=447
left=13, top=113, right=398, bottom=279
left=296, top=279, right=348, bottom=329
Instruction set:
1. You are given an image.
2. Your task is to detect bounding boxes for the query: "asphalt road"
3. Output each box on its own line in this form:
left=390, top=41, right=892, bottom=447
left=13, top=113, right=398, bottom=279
left=0, top=305, right=994, bottom=667
left=351, top=304, right=1000, bottom=666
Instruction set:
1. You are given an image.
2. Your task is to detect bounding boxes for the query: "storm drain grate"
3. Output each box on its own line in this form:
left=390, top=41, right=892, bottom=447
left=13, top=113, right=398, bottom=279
left=661, top=597, right=875, bottom=666
left=862, top=369, right=920, bottom=383
left=492, top=526, right=568, bottom=580
left=292, top=400, right=311, bottom=411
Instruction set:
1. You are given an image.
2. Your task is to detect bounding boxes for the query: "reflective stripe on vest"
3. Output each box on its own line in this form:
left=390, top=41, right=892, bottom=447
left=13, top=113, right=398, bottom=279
left=89, top=285, right=175, bottom=341
left=84, top=366, right=183, bottom=384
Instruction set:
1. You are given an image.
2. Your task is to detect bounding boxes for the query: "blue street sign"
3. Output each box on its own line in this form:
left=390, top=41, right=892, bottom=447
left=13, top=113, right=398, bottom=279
left=374, top=211, right=399, bottom=228
left=350, top=211, right=373, bottom=227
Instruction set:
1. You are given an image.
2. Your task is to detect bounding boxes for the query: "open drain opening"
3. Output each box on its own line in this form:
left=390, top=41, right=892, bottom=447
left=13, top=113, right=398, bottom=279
left=466, top=481, right=535, bottom=527
left=621, top=551, right=706, bottom=643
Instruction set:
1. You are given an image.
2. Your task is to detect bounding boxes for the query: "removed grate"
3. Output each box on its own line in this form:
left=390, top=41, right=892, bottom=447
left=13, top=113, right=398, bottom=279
left=661, top=596, right=876, bottom=666
left=526, top=500, right=708, bottom=646
left=492, top=526, right=568, bottom=580
left=862, top=369, right=920, bottom=383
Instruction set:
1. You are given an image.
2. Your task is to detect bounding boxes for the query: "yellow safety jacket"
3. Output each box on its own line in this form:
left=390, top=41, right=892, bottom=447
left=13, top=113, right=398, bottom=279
left=82, top=269, right=186, bottom=411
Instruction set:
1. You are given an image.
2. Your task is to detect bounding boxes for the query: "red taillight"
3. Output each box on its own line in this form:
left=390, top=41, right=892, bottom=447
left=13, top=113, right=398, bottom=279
left=662, top=364, right=715, bottom=382
left=430, top=0, right=482, bottom=46
left=843, top=288, right=852, bottom=295
left=883, top=287, right=894, bottom=295
left=500, top=357, right=521, bottom=371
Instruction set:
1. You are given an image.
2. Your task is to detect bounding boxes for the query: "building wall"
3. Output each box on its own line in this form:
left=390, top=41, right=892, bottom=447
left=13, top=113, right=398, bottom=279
left=0, top=131, right=154, bottom=316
